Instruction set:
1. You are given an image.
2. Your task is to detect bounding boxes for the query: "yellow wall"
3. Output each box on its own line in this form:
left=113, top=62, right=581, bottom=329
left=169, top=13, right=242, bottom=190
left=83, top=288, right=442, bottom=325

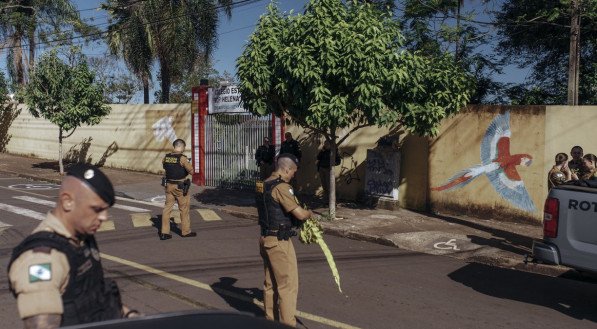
left=4, top=104, right=191, bottom=174
left=4, top=103, right=594, bottom=224
left=429, top=106, right=546, bottom=222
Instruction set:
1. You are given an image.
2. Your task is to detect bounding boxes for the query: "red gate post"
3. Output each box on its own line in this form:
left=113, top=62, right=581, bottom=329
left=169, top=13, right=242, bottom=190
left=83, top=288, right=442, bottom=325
left=191, top=81, right=209, bottom=185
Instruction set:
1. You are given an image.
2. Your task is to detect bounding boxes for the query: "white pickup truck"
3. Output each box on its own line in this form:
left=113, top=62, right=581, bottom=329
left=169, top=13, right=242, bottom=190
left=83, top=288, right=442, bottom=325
left=532, top=183, right=597, bottom=273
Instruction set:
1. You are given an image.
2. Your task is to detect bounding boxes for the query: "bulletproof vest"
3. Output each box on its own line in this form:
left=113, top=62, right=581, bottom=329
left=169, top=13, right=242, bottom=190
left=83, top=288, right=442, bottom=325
left=163, top=153, right=187, bottom=180
left=8, top=232, right=122, bottom=326
left=256, top=177, right=293, bottom=230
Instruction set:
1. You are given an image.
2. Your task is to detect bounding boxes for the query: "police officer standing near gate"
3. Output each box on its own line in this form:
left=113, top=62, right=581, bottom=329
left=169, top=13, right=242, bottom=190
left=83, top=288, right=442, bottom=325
left=161, top=138, right=195, bottom=240
left=7, top=164, right=140, bottom=328
left=256, top=153, right=313, bottom=327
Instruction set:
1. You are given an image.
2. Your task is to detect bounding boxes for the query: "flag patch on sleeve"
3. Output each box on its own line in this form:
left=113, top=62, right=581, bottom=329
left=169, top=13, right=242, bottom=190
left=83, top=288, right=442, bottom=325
left=29, top=263, right=52, bottom=283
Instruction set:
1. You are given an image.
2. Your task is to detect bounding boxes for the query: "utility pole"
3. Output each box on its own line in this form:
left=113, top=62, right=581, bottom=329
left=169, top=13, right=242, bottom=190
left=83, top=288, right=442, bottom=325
left=568, top=0, right=581, bottom=105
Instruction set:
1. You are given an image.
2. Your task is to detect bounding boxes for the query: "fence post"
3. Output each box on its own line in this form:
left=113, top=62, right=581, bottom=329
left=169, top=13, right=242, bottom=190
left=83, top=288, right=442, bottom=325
left=191, top=81, right=209, bottom=185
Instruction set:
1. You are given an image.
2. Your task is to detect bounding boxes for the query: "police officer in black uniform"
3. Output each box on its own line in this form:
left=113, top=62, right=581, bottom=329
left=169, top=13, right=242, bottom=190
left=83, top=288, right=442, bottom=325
left=7, top=164, right=140, bottom=329
left=256, top=153, right=312, bottom=327
left=161, top=138, right=195, bottom=240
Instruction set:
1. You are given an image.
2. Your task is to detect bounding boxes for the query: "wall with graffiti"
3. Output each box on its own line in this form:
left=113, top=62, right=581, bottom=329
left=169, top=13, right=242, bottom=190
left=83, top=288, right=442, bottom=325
left=429, top=106, right=547, bottom=222
left=4, top=104, right=191, bottom=174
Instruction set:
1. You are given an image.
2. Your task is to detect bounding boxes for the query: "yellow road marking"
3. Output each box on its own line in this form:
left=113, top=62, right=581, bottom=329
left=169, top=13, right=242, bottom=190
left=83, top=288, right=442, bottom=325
left=196, top=209, right=221, bottom=221
left=98, top=220, right=115, bottom=232
left=131, top=213, right=153, bottom=227
left=101, top=253, right=360, bottom=329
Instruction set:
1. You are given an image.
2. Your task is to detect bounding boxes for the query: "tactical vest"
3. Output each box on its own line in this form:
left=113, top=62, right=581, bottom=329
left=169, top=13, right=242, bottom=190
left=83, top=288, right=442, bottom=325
left=163, top=153, right=187, bottom=180
left=256, top=177, right=293, bottom=230
left=8, top=232, right=122, bottom=326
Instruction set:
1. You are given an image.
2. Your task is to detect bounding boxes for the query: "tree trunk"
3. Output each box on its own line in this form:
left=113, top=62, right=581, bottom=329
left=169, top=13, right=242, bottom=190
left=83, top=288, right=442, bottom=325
left=160, top=59, right=171, bottom=103
left=143, top=75, right=150, bottom=104
left=455, top=0, right=462, bottom=62
left=28, top=25, right=35, bottom=78
left=58, top=127, right=64, bottom=175
left=13, top=36, right=25, bottom=86
left=328, top=137, right=337, bottom=220
left=567, top=0, right=581, bottom=105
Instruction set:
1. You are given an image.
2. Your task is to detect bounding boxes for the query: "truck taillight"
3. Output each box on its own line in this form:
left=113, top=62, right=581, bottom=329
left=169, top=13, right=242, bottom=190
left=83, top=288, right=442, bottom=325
left=543, top=197, right=559, bottom=238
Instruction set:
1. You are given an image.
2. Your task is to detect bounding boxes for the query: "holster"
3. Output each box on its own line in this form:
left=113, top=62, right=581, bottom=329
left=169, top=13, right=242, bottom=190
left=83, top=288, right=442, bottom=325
left=276, top=224, right=297, bottom=241
left=182, top=178, right=191, bottom=196
left=161, top=176, right=167, bottom=187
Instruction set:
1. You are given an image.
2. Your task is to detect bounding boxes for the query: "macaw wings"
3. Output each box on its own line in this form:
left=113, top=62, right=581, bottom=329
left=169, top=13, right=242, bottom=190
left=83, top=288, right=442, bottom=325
left=481, top=112, right=511, bottom=165
left=486, top=169, right=536, bottom=212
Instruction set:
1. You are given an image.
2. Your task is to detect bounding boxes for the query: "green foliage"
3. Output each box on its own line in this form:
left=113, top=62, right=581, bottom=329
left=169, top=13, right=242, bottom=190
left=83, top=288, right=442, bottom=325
left=497, top=0, right=597, bottom=104
left=299, top=217, right=342, bottom=293
left=21, top=48, right=110, bottom=132
left=237, top=0, right=472, bottom=138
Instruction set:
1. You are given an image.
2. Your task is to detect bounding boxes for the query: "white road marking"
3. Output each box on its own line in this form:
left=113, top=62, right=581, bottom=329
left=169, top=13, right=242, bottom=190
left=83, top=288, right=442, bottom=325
left=8, top=183, right=60, bottom=190
left=15, top=195, right=149, bottom=212
left=433, top=239, right=460, bottom=251
left=14, top=195, right=54, bottom=206
left=0, top=202, right=45, bottom=220
left=131, top=213, right=153, bottom=227
left=97, top=220, right=115, bottom=232
left=116, top=196, right=163, bottom=207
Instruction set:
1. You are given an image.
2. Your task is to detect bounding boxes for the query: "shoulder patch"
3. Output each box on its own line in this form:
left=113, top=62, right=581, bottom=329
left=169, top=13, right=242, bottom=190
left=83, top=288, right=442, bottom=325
left=29, top=263, right=52, bottom=283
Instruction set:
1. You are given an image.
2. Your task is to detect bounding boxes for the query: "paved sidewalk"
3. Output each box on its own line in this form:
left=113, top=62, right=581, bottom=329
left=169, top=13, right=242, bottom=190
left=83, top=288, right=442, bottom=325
left=0, top=152, right=569, bottom=276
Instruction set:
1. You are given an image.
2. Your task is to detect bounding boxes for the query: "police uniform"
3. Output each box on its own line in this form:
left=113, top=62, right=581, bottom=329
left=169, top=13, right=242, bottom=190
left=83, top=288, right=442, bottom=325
left=161, top=151, right=194, bottom=237
left=256, top=174, right=301, bottom=327
left=7, top=164, right=123, bottom=326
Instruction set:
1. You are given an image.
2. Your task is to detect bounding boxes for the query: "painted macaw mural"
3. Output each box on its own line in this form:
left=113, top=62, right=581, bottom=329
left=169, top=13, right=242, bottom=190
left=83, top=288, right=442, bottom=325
left=432, top=111, right=536, bottom=213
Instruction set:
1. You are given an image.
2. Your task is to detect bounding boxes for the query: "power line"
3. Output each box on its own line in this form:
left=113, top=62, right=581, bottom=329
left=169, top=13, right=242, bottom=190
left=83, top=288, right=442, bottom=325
left=0, top=0, right=264, bottom=52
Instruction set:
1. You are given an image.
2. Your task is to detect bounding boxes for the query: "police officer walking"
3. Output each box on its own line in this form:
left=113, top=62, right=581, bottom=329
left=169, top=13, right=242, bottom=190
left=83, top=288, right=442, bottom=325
left=160, top=138, right=195, bottom=240
left=256, top=153, right=313, bottom=327
left=7, top=164, right=140, bottom=328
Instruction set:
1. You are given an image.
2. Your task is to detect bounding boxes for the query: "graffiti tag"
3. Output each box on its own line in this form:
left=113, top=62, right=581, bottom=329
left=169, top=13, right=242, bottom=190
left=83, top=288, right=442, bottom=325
left=152, top=116, right=178, bottom=143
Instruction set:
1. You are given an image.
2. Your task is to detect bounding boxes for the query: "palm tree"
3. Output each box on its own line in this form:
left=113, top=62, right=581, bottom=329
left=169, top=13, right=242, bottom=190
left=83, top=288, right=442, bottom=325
left=104, top=0, right=232, bottom=103
left=0, top=0, right=93, bottom=87
left=103, top=0, right=153, bottom=104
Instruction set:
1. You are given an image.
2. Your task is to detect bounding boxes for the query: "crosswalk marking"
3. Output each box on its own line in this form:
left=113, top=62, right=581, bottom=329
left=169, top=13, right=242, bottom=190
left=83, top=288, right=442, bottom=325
left=97, top=220, right=115, bottom=232
left=115, top=196, right=163, bottom=207
left=0, top=220, right=12, bottom=232
left=131, top=213, right=153, bottom=227
left=196, top=209, right=221, bottom=221
left=14, top=195, right=54, bottom=206
left=14, top=196, right=149, bottom=212
left=0, top=202, right=45, bottom=220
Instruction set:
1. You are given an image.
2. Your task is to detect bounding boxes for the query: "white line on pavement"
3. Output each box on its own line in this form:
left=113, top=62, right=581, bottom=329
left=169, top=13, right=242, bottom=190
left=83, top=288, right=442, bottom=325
left=0, top=202, right=45, bottom=221
left=115, top=196, right=163, bottom=207
left=15, top=195, right=150, bottom=212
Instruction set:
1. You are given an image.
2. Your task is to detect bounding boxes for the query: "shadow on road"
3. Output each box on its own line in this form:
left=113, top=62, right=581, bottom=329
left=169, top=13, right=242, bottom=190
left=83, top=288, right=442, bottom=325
left=210, top=277, right=264, bottom=317
left=449, top=262, right=597, bottom=322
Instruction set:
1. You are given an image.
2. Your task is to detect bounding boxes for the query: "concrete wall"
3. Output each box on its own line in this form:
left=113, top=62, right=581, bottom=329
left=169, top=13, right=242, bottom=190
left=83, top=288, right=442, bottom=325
left=3, top=104, right=191, bottom=174
left=4, top=103, right=594, bottom=224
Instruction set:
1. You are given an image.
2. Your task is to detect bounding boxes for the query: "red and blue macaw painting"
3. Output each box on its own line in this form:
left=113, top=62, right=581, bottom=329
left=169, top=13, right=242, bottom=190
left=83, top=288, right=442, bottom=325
left=432, top=111, right=536, bottom=213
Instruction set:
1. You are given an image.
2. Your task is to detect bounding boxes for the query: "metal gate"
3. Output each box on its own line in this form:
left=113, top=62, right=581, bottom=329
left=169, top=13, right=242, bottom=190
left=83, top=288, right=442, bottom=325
left=204, top=114, right=272, bottom=189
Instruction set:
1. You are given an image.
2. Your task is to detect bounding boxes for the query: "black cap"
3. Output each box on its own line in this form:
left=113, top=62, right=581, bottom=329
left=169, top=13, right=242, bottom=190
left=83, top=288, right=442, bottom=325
left=278, top=153, right=300, bottom=166
left=66, top=163, right=115, bottom=206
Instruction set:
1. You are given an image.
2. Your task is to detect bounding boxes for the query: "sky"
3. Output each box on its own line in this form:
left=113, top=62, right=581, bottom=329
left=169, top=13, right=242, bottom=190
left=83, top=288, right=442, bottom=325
left=1, top=0, right=526, bottom=103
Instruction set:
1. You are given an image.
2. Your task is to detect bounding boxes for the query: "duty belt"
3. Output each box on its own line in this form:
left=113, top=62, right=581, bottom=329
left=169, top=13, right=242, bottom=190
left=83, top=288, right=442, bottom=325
left=261, top=228, right=279, bottom=237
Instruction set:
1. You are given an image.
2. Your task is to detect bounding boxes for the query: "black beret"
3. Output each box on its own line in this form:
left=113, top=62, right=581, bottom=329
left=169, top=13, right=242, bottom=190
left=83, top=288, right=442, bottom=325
left=66, top=163, right=115, bottom=206
left=278, top=153, right=300, bottom=166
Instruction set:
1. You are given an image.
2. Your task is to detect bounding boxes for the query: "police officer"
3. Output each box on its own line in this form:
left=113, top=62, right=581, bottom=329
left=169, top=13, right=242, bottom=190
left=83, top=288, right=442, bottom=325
left=161, top=138, right=195, bottom=240
left=279, top=132, right=302, bottom=162
left=256, top=153, right=313, bottom=327
left=255, top=136, right=275, bottom=180
left=7, top=164, right=140, bottom=328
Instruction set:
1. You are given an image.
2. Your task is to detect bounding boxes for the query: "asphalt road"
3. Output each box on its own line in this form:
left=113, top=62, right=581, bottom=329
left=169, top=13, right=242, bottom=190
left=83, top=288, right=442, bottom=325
left=0, top=174, right=596, bottom=329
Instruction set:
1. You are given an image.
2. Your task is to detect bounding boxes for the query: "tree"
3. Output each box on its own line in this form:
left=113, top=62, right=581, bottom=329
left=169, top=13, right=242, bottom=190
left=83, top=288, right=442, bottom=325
left=153, top=56, right=217, bottom=103
left=401, top=0, right=505, bottom=103
left=88, top=56, right=140, bottom=104
left=103, top=0, right=154, bottom=104
left=237, top=0, right=472, bottom=218
left=103, top=0, right=233, bottom=103
left=496, top=0, right=597, bottom=104
left=20, top=48, right=110, bottom=174
left=0, top=0, right=97, bottom=87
